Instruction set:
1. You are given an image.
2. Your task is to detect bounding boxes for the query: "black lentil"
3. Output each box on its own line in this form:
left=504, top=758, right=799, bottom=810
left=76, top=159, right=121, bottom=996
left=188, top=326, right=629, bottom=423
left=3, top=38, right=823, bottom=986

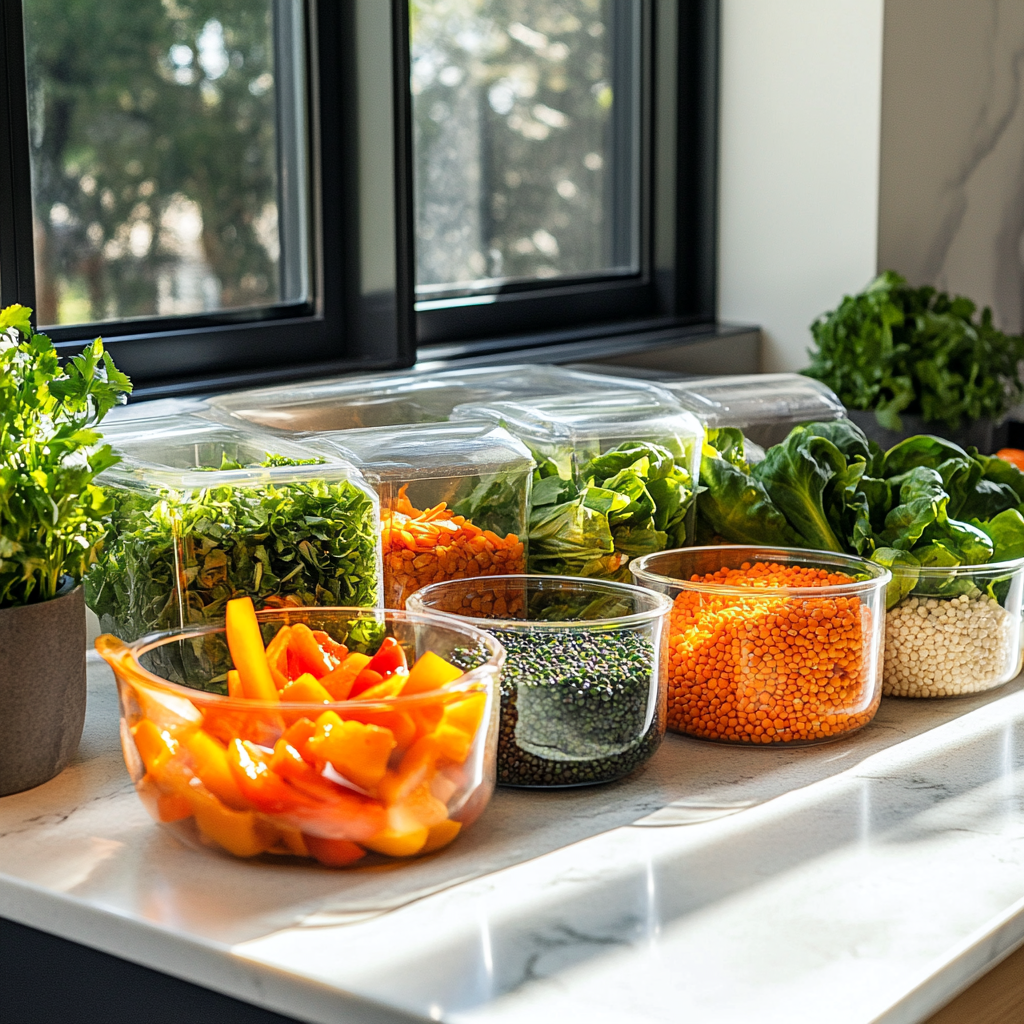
left=453, top=629, right=665, bottom=787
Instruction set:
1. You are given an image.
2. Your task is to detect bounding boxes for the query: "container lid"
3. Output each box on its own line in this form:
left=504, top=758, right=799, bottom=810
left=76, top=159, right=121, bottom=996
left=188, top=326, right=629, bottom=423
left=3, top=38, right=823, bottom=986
left=450, top=388, right=704, bottom=447
left=205, top=364, right=662, bottom=433
left=99, top=417, right=369, bottom=492
left=302, top=421, right=535, bottom=481
left=658, top=374, right=845, bottom=428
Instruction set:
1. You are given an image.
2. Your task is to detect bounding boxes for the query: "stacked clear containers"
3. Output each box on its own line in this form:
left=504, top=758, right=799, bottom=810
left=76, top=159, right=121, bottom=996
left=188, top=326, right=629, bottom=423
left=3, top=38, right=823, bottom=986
left=660, top=373, right=846, bottom=448
left=86, top=418, right=381, bottom=686
left=451, top=389, right=704, bottom=581
left=205, top=364, right=651, bottom=433
left=631, top=547, right=890, bottom=745
left=882, top=559, right=1024, bottom=698
left=306, top=422, right=534, bottom=609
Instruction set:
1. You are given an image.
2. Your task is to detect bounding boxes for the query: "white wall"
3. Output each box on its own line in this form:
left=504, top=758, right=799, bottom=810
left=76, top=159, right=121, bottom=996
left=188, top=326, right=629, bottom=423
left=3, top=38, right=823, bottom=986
left=717, top=0, right=885, bottom=372
left=878, top=0, right=1024, bottom=336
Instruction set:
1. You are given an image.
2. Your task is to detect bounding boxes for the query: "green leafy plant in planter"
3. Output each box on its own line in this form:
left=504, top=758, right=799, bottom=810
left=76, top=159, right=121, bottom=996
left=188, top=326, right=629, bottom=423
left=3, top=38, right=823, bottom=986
left=804, top=271, right=1024, bottom=434
left=0, top=304, right=131, bottom=795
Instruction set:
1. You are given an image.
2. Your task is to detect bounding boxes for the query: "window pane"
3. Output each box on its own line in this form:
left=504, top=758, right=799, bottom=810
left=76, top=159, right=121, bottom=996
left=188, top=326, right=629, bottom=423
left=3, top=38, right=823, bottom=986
left=411, top=0, right=641, bottom=300
left=22, top=0, right=308, bottom=327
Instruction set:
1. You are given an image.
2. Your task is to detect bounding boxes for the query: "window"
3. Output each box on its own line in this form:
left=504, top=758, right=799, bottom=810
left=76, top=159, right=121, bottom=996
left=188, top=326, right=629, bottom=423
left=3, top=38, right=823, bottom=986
left=0, top=1, right=717, bottom=394
left=23, top=0, right=309, bottom=327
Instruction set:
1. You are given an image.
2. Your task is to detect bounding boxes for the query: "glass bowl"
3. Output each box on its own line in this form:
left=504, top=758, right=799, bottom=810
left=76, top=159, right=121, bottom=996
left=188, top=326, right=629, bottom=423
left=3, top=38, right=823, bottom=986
left=407, top=575, right=671, bottom=787
left=630, top=547, right=890, bottom=745
left=882, top=559, right=1024, bottom=698
left=96, top=608, right=503, bottom=866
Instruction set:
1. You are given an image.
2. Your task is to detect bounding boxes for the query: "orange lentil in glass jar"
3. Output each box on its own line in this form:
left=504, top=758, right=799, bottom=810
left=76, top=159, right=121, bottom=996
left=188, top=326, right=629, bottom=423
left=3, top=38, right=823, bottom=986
left=381, top=486, right=526, bottom=609
left=667, top=561, right=878, bottom=744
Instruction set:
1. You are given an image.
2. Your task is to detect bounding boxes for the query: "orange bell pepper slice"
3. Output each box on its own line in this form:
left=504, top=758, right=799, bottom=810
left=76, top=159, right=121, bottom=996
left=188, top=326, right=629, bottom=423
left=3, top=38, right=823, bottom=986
left=348, top=667, right=384, bottom=698
left=186, top=786, right=279, bottom=859
left=421, top=818, right=461, bottom=854
left=227, top=670, right=244, bottom=699
left=320, top=652, right=372, bottom=700
left=269, top=738, right=356, bottom=803
left=279, top=673, right=334, bottom=704
left=226, top=738, right=304, bottom=814
left=307, top=712, right=396, bottom=791
left=132, top=719, right=180, bottom=775
left=303, top=834, right=366, bottom=867
left=312, top=630, right=348, bottom=664
left=281, top=717, right=317, bottom=756
left=287, top=623, right=333, bottom=679
left=225, top=597, right=279, bottom=702
left=364, top=636, right=407, bottom=678
left=403, top=651, right=464, bottom=695
left=183, top=729, right=251, bottom=810
left=352, top=675, right=407, bottom=703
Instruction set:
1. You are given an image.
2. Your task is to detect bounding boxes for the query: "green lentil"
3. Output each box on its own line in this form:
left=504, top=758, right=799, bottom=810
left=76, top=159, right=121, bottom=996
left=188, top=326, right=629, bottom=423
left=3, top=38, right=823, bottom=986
left=453, top=629, right=664, bottom=787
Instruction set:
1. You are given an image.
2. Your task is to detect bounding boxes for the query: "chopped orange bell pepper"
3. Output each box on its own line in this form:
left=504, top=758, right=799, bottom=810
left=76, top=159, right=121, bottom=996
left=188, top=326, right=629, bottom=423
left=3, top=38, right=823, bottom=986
left=362, top=824, right=429, bottom=858
left=183, top=729, right=251, bottom=810
left=345, top=710, right=416, bottom=753
left=320, top=652, right=372, bottom=700
left=307, top=712, right=396, bottom=791
left=227, top=670, right=244, bottom=699
left=348, top=667, right=384, bottom=698
left=352, top=675, right=407, bottom=703
left=225, top=597, right=279, bottom=702
left=281, top=717, right=317, bottom=756
left=226, top=738, right=302, bottom=813
left=303, top=834, right=366, bottom=867
left=137, top=775, right=192, bottom=823
left=421, top=818, right=461, bottom=854
left=403, top=651, right=464, bottom=695
left=132, top=719, right=180, bottom=775
left=312, top=630, right=348, bottom=664
left=187, top=786, right=279, bottom=858
left=366, top=636, right=407, bottom=677
left=276, top=827, right=310, bottom=858
left=279, top=673, right=334, bottom=704
left=269, top=738, right=354, bottom=803
left=287, top=623, right=333, bottom=679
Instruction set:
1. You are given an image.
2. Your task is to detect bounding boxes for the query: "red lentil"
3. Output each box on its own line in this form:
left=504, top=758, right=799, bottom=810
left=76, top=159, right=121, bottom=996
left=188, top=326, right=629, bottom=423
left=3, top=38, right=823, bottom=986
left=668, top=561, right=877, bottom=744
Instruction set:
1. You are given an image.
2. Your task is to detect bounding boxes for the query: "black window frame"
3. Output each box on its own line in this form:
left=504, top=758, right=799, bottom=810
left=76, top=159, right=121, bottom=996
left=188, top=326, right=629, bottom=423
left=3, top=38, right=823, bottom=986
left=0, top=0, right=719, bottom=397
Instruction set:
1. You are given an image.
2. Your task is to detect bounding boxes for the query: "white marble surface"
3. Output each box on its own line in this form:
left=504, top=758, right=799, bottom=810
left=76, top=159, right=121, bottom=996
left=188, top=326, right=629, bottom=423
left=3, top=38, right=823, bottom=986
left=2, top=658, right=1023, bottom=1024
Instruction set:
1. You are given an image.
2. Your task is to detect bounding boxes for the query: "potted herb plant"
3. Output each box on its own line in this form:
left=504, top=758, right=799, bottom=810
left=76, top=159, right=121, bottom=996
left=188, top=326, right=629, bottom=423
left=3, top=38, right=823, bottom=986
left=804, top=271, right=1024, bottom=453
left=0, top=305, right=130, bottom=795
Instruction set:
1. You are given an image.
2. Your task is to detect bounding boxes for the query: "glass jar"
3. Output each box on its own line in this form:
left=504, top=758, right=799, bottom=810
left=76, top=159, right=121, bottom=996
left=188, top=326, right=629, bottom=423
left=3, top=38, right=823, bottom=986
left=97, top=607, right=503, bottom=865
left=882, top=559, right=1024, bottom=697
left=452, top=389, right=705, bottom=579
left=631, top=546, right=889, bottom=745
left=408, top=574, right=671, bottom=787
left=87, top=419, right=381, bottom=662
left=307, top=421, right=534, bottom=609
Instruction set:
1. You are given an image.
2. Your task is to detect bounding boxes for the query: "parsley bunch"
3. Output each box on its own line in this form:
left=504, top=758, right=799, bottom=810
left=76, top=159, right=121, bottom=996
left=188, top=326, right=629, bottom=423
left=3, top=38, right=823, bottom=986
left=805, top=271, right=1024, bottom=431
left=0, top=305, right=131, bottom=608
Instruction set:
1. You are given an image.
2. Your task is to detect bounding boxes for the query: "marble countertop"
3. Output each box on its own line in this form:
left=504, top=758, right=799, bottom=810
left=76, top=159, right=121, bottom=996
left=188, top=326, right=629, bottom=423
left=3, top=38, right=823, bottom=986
left=2, top=657, right=1023, bottom=1024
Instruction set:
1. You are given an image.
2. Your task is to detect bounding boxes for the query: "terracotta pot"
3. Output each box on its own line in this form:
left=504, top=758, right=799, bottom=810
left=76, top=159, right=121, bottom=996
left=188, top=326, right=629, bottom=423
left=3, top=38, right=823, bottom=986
left=0, top=580, right=86, bottom=796
left=846, top=409, right=1008, bottom=454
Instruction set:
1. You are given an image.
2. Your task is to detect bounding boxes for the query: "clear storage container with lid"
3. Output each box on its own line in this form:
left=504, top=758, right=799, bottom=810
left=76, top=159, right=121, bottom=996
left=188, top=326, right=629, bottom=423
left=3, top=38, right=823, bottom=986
left=451, top=389, right=704, bottom=580
left=631, top=546, right=889, bottom=745
left=307, top=422, right=533, bottom=609
left=85, top=419, right=382, bottom=683
left=659, top=373, right=846, bottom=448
left=205, top=364, right=654, bottom=434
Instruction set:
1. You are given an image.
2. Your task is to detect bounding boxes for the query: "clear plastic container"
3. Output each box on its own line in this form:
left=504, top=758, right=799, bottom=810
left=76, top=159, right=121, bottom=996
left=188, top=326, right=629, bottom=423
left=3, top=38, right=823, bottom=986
left=659, top=373, right=846, bottom=448
left=205, top=364, right=655, bottom=433
left=305, top=422, right=534, bottom=609
left=882, top=560, right=1024, bottom=697
left=96, top=607, right=502, bottom=865
left=407, top=575, right=671, bottom=787
left=86, top=420, right=382, bottom=667
left=451, top=389, right=705, bottom=580
left=630, top=546, right=889, bottom=745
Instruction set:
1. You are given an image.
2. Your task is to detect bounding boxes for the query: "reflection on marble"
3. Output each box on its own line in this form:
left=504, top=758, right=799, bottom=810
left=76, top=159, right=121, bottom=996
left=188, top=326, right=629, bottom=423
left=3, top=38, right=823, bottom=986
left=1, top=659, right=1023, bottom=1023
left=879, top=0, right=1024, bottom=334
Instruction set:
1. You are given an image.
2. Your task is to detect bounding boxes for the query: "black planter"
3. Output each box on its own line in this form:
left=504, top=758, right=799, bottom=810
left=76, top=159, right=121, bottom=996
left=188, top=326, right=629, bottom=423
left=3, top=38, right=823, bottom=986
left=846, top=409, right=1009, bottom=454
left=0, top=580, right=87, bottom=796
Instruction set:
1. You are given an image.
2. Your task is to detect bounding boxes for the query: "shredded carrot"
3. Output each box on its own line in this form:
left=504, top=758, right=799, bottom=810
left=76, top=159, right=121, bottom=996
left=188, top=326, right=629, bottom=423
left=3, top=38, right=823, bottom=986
left=381, top=486, right=526, bottom=608
left=667, top=561, right=877, bottom=744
